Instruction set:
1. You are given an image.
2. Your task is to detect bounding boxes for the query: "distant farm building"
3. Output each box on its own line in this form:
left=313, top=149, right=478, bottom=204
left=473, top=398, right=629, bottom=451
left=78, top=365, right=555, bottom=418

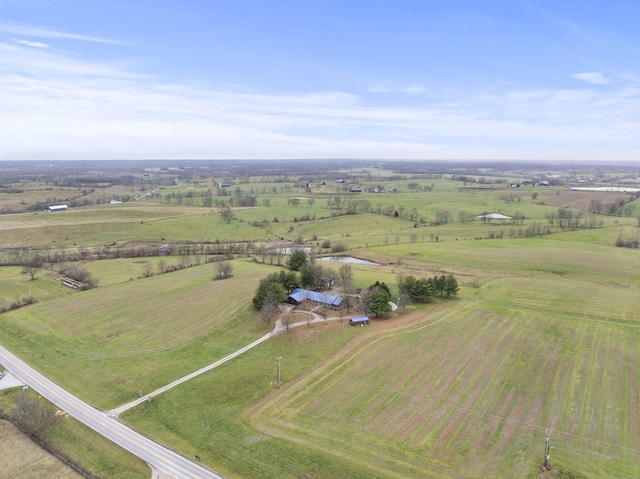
left=349, top=316, right=370, bottom=326
left=350, top=187, right=362, bottom=193
left=287, top=288, right=343, bottom=308
left=47, top=204, right=68, bottom=212
left=218, top=183, right=232, bottom=187
left=477, top=213, right=511, bottom=222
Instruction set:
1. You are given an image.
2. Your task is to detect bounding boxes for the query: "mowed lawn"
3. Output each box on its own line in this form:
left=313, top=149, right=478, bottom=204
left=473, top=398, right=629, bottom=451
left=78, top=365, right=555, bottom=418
left=0, top=260, right=275, bottom=408
left=247, top=295, right=640, bottom=478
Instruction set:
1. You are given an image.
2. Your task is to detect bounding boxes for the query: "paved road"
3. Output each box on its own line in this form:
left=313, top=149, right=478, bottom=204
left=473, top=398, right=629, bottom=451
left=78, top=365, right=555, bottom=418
left=0, top=309, right=354, bottom=478
left=0, top=344, right=224, bottom=479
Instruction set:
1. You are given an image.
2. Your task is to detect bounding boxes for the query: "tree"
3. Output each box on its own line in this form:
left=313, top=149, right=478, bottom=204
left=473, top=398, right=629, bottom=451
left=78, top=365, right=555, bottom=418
left=20, top=253, right=43, bottom=280
left=253, top=280, right=286, bottom=311
left=339, top=263, right=354, bottom=293
left=444, top=275, right=460, bottom=297
left=141, top=262, right=153, bottom=278
left=299, top=263, right=317, bottom=289
left=369, top=290, right=392, bottom=318
left=13, top=390, right=60, bottom=443
left=288, top=249, right=308, bottom=271
left=220, top=207, right=235, bottom=223
left=260, top=291, right=280, bottom=326
left=433, top=275, right=446, bottom=297
left=214, top=260, right=234, bottom=280
left=405, top=276, right=435, bottom=302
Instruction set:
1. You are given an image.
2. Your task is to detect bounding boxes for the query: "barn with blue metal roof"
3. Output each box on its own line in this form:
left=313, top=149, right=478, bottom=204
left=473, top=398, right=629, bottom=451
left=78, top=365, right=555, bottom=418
left=287, top=288, right=343, bottom=307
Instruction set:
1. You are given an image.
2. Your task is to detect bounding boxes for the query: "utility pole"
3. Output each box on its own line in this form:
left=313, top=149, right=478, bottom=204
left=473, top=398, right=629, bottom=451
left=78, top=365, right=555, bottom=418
left=276, top=356, right=282, bottom=383
left=544, top=428, right=551, bottom=469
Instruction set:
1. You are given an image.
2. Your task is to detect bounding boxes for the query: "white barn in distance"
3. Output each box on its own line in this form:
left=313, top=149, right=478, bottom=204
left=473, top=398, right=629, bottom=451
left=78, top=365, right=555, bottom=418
left=47, top=204, right=69, bottom=212
left=478, top=213, right=511, bottom=221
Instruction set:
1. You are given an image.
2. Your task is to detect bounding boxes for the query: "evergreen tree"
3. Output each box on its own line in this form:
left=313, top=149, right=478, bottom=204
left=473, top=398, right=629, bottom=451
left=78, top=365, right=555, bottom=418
left=444, top=275, right=460, bottom=297
left=299, top=263, right=317, bottom=289
left=253, top=280, right=286, bottom=310
left=434, top=274, right=447, bottom=296
left=369, top=290, right=392, bottom=318
left=407, top=277, right=435, bottom=302
left=287, top=249, right=308, bottom=271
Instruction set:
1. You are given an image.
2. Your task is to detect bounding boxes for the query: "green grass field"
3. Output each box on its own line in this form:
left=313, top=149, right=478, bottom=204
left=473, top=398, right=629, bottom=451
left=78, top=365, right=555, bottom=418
left=0, top=260, right=277, bottom=408
left=1, top=165, right=639, bottom=478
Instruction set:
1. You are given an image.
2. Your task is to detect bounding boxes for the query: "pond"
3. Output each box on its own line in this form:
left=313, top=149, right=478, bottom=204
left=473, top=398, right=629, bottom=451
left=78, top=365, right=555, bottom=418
left=318, top=256, right=380, bottom=266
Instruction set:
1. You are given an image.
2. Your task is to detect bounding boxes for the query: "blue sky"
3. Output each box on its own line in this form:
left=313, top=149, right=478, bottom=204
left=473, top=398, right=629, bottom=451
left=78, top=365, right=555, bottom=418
left=1, top=0, right=639, bottom=161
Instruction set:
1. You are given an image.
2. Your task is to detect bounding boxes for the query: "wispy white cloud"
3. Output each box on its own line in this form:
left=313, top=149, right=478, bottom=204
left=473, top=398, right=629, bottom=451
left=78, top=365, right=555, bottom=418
left=0, top=34, right=639, bottom=160
left=12, top=38, right=51, bottom=48
left=367, top=83, right=426, bottom=94
left=0, top=21, right=126, bottom=45
left=0, top=41, right=145, bottom=79
left=572, top=72, right=611, bottom=85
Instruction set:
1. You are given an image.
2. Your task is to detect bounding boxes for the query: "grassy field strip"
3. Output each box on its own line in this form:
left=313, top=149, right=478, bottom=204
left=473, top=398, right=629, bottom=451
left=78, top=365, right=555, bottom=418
left=481, top=277, right=640, bottom=324
left=0, top=267, right=70, bottom=305
left=374, top=237, right=640, bottom=283
left=0, top=261, right=274, bottom=408
left=481, top=277, right=640, bottom=473
left=433, top=313, right=540, bottom=466
left=125, top=324, right=383, bottom=479
left=249, top=300, right=639, bottom=478
left=269, top=304, right=462, bottom=421
left=251, top=305, right=489, bottom=477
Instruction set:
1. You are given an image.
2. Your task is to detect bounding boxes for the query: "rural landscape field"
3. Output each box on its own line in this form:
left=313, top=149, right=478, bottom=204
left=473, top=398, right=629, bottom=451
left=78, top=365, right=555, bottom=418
left=1, top=159, right=639, bottom=479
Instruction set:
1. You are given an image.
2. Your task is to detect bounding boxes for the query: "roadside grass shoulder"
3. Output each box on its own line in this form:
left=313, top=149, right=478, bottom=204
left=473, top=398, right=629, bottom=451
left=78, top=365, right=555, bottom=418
left=0, top=388, right=149, bottom=479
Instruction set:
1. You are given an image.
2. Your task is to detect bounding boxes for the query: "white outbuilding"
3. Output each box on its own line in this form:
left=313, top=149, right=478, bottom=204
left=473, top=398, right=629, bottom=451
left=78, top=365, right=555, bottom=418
left=47, top=204, right=69, bottom=212
left=477, top=213, right=511, bottom=221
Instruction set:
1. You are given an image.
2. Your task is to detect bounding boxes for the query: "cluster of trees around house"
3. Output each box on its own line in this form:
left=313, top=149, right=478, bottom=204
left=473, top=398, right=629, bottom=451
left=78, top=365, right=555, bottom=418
left=253, top=250, right=355, bottom=324
left=398, top=274, right=460, bottom=303
left=253, top=248, right=460, bottom=324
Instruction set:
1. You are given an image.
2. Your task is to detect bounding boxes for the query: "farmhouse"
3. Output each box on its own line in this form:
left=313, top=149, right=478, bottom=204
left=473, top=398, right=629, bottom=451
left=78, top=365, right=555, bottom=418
left=349, top=316, right=369, bottom=326
left=287, top=288, right=343, bottom=308
left=47, top=204, right=68, bottom=212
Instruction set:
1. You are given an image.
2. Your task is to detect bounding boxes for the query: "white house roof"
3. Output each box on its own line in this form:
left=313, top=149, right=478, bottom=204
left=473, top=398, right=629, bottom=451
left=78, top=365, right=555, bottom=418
left=478, top=213, right=511, bottom=220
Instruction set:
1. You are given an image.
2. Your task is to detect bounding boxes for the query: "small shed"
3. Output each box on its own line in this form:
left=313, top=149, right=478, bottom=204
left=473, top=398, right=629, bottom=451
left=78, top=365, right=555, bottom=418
left=48, top=204, right=68, bottom=212
left=349, top=316, right=370, bottom=326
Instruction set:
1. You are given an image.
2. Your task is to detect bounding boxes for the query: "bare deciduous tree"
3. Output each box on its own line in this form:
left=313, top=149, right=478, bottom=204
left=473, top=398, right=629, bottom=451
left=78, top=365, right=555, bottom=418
left=13, top=390, right=60, bottom=443
left=214, top=260, right=234, bottom=280
left=260, top=291, right=280, bottom=326
left=142, top=262, right=153, bottom=278
left=338, top=263, right=353, bottom=294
